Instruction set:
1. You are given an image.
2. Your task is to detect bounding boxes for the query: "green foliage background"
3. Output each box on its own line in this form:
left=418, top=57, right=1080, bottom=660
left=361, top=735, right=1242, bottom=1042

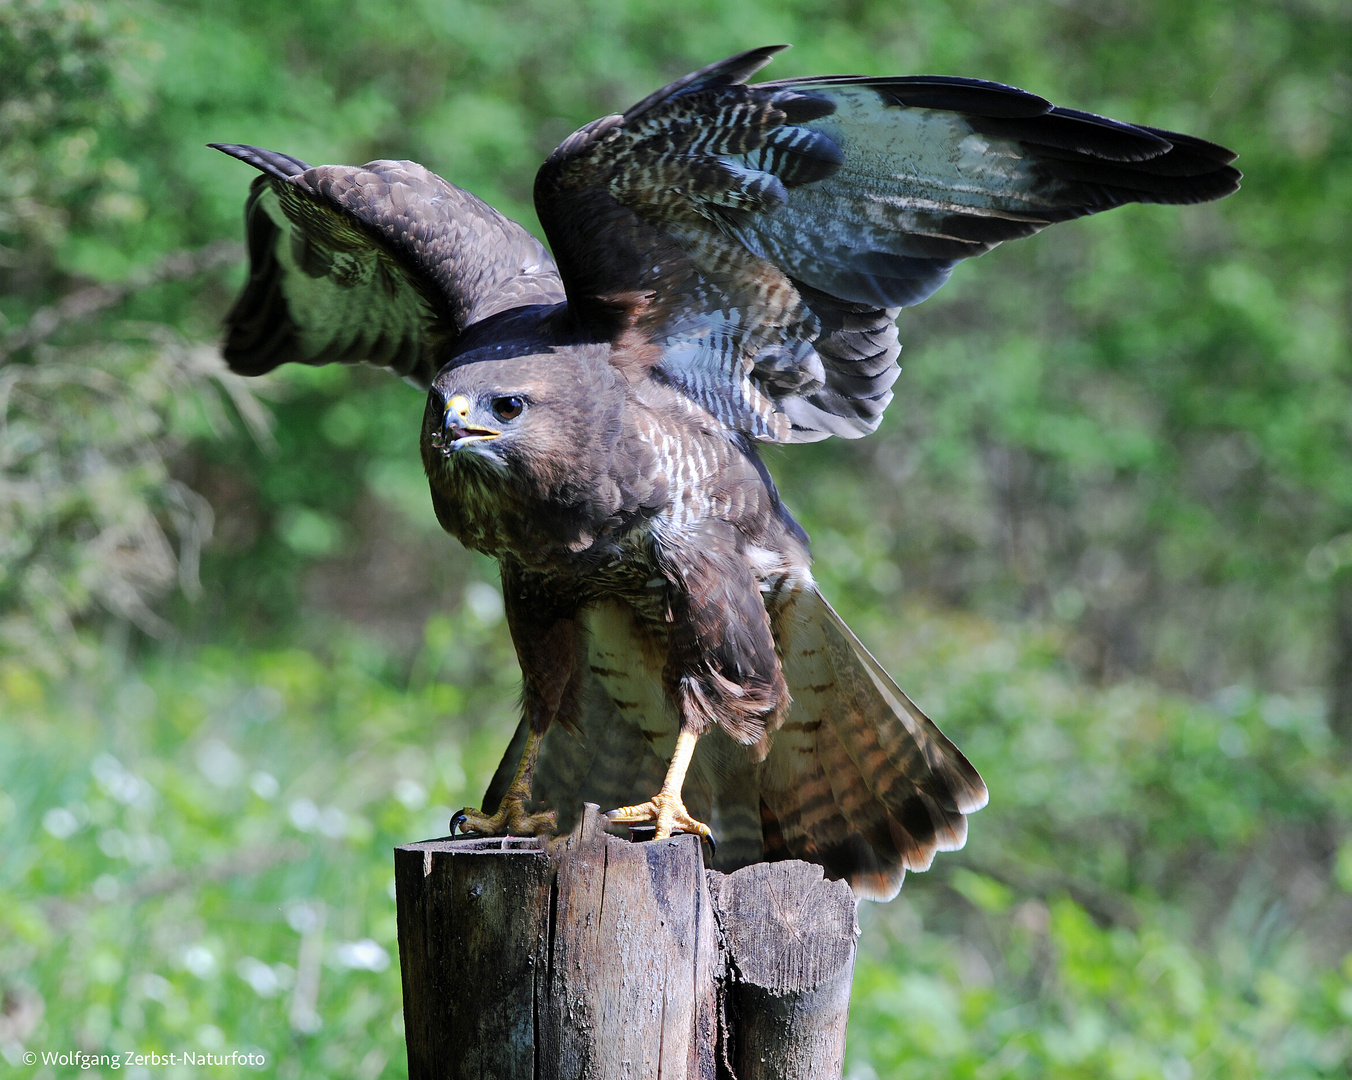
left=2, top=0, right=1350, bottom=1076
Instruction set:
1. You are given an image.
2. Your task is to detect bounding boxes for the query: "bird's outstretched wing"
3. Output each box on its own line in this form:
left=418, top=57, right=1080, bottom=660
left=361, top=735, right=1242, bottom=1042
left=213, top=144, right=565, bottom=387
left=534, top=46, right=1239, bottom=442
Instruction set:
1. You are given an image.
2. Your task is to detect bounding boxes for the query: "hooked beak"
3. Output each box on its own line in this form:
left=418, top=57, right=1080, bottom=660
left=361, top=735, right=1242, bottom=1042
left=437, top=394, right=500, bottom=452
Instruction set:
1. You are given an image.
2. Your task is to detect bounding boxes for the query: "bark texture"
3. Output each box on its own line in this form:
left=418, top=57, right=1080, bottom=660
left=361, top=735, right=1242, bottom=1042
left=394, top=805, right=860, bottom=1079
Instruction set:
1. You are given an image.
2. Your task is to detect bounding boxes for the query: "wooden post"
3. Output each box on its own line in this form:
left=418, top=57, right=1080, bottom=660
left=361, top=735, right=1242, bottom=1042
left=394, top=805, right=859, bottom=1080
left=711, top=863, right=858, bottom=1080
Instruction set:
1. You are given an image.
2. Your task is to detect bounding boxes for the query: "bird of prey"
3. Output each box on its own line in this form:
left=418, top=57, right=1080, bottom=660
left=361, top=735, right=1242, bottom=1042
left=214, top=46, right=1238, bottom=900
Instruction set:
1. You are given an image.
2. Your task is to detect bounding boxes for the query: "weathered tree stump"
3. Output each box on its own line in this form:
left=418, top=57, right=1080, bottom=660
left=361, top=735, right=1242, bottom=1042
left=710, top=863, right=858, bottom=1079
left=394, top=804, right=859, bottom=1080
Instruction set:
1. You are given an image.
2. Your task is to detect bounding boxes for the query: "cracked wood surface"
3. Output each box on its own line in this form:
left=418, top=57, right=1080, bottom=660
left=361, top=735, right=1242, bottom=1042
left=394, top=805, right=858, bottom=1079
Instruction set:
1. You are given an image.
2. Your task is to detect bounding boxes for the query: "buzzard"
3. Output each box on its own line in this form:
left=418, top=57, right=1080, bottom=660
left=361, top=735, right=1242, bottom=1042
left=215, top=47, right=1238, bottom=900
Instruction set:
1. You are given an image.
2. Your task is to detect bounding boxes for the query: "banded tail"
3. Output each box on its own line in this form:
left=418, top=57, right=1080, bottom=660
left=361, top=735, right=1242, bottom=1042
left=486, top=590, right=986, bottom=901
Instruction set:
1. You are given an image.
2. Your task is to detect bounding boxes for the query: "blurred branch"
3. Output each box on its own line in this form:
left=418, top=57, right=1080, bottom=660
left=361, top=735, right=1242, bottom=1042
left=0, top=239, right=242, bottom=364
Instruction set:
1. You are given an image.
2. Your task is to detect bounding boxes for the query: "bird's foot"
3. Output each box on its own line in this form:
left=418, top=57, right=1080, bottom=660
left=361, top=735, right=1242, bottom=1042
left=606, top=791, right=715, bottom=849
left=450, top=794, right=557, bottom=839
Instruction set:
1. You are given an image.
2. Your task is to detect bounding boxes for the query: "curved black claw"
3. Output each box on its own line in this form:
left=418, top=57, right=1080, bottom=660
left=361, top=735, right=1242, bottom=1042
left=625, top=823, right=715, bottom=856
left=449, top=810, right=468, bottom=837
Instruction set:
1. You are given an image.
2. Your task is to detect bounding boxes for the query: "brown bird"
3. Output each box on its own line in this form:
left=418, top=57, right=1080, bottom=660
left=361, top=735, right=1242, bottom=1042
left=214, top=46, right=1238, bottom=900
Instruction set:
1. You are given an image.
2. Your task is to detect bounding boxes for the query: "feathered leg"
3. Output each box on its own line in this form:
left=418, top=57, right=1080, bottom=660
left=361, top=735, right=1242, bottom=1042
left=451, top=572, right=584, bottom=839
left=607, top=530, right=787, bottom=847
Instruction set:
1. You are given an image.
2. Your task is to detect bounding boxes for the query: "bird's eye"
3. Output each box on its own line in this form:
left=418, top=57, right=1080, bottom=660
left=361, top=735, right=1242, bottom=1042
left=491, top=396, right=526, bottom=422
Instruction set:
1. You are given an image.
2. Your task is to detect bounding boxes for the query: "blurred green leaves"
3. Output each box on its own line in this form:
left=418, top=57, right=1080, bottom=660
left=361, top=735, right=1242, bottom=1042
left=0, top=314, right=258, bottom=672
left=1, top=619, right=517, bottom=1077
left=846, top=610, right=1351, bottom=1079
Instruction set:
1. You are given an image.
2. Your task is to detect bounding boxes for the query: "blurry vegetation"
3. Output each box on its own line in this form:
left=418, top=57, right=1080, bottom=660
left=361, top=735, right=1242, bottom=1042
left=1, top=0, right=1350, bottom=1077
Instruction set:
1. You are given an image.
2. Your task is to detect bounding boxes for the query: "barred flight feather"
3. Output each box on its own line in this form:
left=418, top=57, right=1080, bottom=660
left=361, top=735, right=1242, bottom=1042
left=534, top=48, right=1236, bottom=443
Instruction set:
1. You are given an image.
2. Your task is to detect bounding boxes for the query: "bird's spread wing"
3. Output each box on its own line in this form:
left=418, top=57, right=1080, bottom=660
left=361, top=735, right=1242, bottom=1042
left=213, top=144, right=565, bottom=387
left=534, top=46, right=1239, bottom=442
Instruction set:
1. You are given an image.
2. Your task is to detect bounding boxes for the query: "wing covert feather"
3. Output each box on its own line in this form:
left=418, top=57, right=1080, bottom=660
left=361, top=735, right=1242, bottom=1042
left=214, top=144, right=565, bottom=387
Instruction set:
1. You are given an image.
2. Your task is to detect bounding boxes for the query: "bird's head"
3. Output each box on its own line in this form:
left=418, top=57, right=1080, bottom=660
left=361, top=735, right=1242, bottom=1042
left=420, top=348, right=623, bottom=506
left=422, top=385, right=521, bottom=469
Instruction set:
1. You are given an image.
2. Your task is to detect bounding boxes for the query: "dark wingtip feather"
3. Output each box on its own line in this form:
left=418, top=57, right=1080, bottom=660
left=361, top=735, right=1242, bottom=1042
left=966, top=107, right=1173, bottom=163
left=939, top=100, right=1241, bottom=202
left=1031, top=152, right=1241, bottom=207
left=872, top=75, right=1053, bottom=119
left=1139, top=125, right=1239, bottom=166
left=624, top=45, right=789, bottom=120
left=688, top=44, right=790, bottom=88
left=209, top=143, right=312, bottom=181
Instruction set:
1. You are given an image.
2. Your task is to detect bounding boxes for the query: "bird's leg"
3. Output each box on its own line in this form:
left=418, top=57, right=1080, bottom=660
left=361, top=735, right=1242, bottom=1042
left=608, top=535, right=788, bottom=849
left=606, top=730, right=712, bottom=845
left=452, top=580, right=583, bottom=840
left=451, top=727, right=557, bottom=838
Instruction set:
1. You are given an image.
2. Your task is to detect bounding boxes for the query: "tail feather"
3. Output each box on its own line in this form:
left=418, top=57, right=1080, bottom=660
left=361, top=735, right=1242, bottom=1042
left=821, top=595, right=987, bottom=815
left=490, top=587, right=985, bottom=901
left=763, top=586, right=986, bottom=900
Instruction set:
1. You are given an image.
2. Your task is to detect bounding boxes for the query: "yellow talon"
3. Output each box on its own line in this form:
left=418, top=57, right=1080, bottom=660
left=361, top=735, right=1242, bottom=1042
left=452, top=795, right=557, bottom=838
left=606, top=790, right=712, bottom=843
left=605, top=730, right=713, bottom=848
left=451, top=728, right=556, bottom=838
